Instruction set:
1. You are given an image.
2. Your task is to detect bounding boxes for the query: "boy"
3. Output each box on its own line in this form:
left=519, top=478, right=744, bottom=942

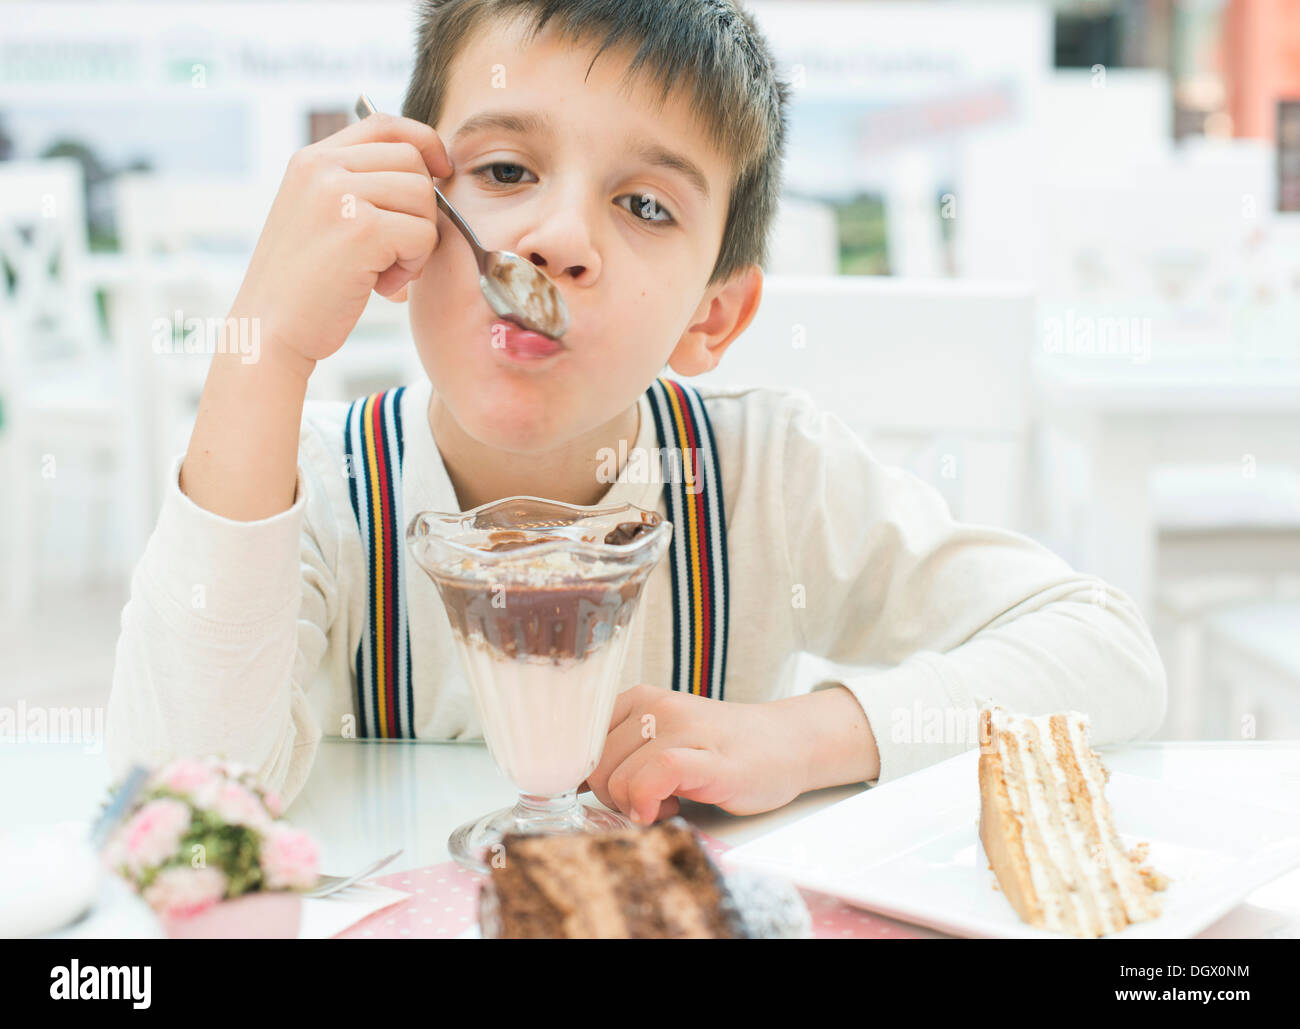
left=107, top=0, right=1165, bottom=824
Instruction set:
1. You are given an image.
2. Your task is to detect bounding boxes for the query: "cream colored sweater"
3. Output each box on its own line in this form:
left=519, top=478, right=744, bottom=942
left=106, top=378, right=1166, bottom=807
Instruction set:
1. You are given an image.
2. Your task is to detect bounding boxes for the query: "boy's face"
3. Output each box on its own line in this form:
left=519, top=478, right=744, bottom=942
left=407, top=17, right=756, bottom=455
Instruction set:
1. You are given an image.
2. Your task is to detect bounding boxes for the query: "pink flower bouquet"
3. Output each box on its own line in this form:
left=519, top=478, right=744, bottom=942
left=100, top=756, right=319, bottom=937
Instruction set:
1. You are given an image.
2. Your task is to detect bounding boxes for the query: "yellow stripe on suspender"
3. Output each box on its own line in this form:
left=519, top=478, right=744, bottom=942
left=361, top=393, right=389, bottom=735
left=660, top=378, right=706, bottom=696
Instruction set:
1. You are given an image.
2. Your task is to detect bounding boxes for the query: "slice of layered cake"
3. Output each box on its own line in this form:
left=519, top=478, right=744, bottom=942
left=479, top=818, right=811, bottom=938
left=979, top=707, right=1168, bottom=938
left=480, top=819, right=746, bottom=938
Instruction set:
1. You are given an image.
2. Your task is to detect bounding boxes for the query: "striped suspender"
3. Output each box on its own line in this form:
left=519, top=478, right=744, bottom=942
left=343, top=378, right=732, bottom=735
left=344, top=387, right=415, bottom=738
left=646, top=376, right=731, bottom=700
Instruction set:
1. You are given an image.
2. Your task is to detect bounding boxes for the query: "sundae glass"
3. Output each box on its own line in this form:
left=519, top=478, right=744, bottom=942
left=407, top=497, right=672, bottom=872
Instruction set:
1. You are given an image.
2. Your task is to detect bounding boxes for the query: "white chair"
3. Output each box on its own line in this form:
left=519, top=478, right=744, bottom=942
left=1151, top=573, right=1279, bottom=740
left=1151, top=462, right=1300, bottom=740
left=1031, top=147, right=1300, bottom=720
left=1202, top=599, right=1300, bottom=740
left=0, top=158, right=143, bottom=617
left=691, top=274, right=1037, bottom=530
left=1032, top=141, right=1279, bottom=341
left=766, top=195, right=839, bottom=276
left=112, top=172, right=425, bottom=507
left=687, top=274, right=1037, bottom=697
left=111, top=173, right=273, bottom=509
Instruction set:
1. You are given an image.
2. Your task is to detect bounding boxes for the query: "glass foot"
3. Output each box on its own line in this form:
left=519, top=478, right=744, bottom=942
left=448, top=791, right=632, bottom=873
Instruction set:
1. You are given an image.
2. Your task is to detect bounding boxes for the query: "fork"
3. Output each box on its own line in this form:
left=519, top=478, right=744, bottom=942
left=304, top=849, right=404, bottom=899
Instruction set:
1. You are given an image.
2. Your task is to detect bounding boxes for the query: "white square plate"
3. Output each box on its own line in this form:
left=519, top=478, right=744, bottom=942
left=720, top=749, right=1300, bottom=938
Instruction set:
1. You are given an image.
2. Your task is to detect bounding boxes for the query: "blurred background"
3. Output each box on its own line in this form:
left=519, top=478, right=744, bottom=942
left=1, top=0, right=1298, bottom=742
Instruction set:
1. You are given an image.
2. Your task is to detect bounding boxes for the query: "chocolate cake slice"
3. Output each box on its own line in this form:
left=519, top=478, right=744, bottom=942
left=479, top=818, right=749, bottom=938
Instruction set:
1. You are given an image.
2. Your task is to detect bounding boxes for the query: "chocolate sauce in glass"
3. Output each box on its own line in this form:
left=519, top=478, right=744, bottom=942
left=423, top=527, right=656, bottom=661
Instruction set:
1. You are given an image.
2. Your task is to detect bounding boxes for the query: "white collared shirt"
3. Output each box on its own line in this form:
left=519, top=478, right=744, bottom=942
left=107, top=378, right=1166, bottom=807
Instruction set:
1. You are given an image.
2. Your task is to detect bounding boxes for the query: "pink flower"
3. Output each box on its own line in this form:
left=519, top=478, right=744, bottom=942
left=155, top=758, right=218, bottom=799
left=121, top=798, right=192, bottom=874
left=143, top=865, right=228, bottom=920
left=212, top=781, right=271, bottom=830
left=260, top=825, right=319, bottom=890
left=100, top=827, right=129, bottom=875
left=262, top=789, right=283, bottom=819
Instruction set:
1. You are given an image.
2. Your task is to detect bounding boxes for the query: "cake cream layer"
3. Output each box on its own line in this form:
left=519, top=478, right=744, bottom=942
left=987, top=708, right=1160, bottom=937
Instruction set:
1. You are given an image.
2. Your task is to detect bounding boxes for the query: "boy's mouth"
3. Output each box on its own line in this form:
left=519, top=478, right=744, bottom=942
left=490, top=316, right=566, bottom=362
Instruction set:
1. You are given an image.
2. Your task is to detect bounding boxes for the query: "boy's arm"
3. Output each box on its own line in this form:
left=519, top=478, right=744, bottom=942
left=180, top=345, right=313, bottom=520
left=181, top=112, right=449, bottom=522
left=778, top=391, right=1167, bottom=788
left=106, top=433, right=339, bottom=809
left=108, top=113, right=450, bottom=801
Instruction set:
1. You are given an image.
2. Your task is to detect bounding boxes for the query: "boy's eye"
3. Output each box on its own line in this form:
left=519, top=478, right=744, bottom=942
left=471, top=163, right=675, bottom=226
left=472, top=162, right=536, bottom=186
left=619, top=193, right=675, bottom=226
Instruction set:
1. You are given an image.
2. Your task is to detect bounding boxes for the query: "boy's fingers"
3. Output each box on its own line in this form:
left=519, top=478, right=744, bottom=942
left=625, top=747, right=716, bottom=825
left=373, top=265, right=414, bottom=299
left=585, top=708, right=655, bottom=809
left=349, top=171, right=438, bottom=223
left=605, top=739, right=673, bottom=822
left=653, top=796, right=681, bottom=823
left=329, top=111, right=453, bottom=178
left=607, top=683, right=654, bottom=730
left=337, top=142, right=431, bottom=177
left=583, top=771, right=618, bottom=815
left=370, top=208, right=438, bottom=275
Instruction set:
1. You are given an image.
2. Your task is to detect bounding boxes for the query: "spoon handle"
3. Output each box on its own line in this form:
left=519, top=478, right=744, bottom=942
left=433, top=190, right=487, bottom=265
left=354, top=94, right=489, bottom=270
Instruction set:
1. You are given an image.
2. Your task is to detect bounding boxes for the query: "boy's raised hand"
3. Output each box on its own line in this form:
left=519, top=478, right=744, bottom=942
left=581, top=684, right=808, bottom=826
left=230, top=113, right=453, bottom=377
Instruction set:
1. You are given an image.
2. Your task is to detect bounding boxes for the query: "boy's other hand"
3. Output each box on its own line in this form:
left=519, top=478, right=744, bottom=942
left=580, top=684, right=807, bottom=826
left=230, top=113, right=453, bottom=377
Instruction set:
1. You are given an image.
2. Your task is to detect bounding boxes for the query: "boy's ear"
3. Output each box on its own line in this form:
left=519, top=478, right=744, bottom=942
left=667, top=265, right=763, bottom=377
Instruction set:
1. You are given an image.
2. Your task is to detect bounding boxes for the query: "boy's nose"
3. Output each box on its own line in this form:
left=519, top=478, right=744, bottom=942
left=526, top=252, right=587, bottom=282
left=511, top=195, right=600, bottom=285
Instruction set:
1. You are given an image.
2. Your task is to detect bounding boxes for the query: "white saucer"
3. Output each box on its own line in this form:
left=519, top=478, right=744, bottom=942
left=0, top=821, right=161, bottom=939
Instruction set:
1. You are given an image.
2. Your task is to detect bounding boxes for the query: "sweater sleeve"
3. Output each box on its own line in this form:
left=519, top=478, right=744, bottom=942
left=106, top=438, right=339, bottom=809
left=778, top=390, right=1167, bottom=787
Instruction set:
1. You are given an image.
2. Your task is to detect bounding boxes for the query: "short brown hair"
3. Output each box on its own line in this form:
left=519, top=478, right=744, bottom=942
left=403, top=0, right=790, bottom=285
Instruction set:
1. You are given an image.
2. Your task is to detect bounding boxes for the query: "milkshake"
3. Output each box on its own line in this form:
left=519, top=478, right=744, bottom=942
left=438, top=541, right=648, bottom=797
left=407, top=498, right=671, bottom=871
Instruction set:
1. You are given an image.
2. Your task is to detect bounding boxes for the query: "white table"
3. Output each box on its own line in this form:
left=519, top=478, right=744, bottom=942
left=3, top=738, right=1298, bottom=938
left=1034, top=350, right=1300, bottom=619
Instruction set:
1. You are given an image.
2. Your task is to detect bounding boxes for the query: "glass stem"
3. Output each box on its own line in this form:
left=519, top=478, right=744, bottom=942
left=511, top=790, right=580, bottom=832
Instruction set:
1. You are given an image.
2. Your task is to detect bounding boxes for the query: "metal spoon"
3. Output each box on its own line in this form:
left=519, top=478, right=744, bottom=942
left=355, top=93, right=570, bottom=339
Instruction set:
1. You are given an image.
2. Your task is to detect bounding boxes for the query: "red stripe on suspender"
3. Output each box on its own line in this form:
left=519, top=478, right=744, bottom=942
left=369, top=391, right=398, bottom=737
left=668, top=378, right=713, bottom=697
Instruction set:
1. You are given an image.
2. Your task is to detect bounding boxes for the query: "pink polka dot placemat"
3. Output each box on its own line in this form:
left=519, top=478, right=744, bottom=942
left=334, top=831, right=934, bottom=939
